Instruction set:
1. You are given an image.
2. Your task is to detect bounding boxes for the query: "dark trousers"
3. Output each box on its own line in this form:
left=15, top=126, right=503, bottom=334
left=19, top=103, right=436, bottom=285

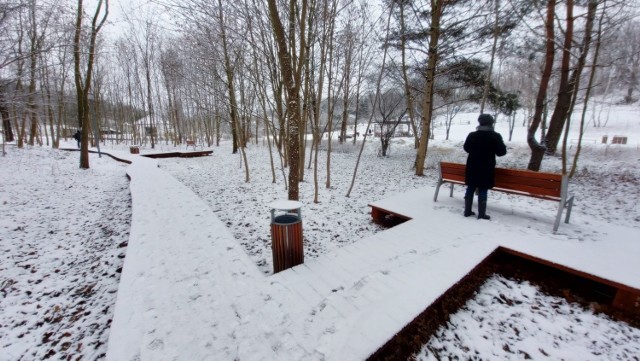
left=465, top=186, right=487, bottom=201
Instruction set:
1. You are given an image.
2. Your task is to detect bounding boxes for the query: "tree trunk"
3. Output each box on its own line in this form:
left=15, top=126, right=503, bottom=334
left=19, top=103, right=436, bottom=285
left=73, top=0, right=108, bottom=169
left=561, top=0, right=597, bottom=174
left=527, top=0, right=556, bottom=171
left=480, top=0, right=500, bottom=113
left=415, top=0, right=442, bottom=176
left=27, top=0, right=40, bottom=147
left=267, top=0, right=307, bottom=201
left=0, top=90, right=15, bottom=142
left=571, top=0, right=602, bottom=178
left=544, top=0, right=574, bottom=156
left=398, top=1, right=419, bottom=149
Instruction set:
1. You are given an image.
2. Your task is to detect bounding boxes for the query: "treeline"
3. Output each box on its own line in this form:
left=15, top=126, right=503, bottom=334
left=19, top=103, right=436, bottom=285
left=0, top=0, right=637, bottom=199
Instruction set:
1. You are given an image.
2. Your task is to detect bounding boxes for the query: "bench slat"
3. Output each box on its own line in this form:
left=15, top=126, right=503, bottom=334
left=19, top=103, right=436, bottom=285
left=495, top=172, right=562, bottom=187
left=492, top=187, right=561, bottom=201
left=495, top=178, right=562, bottom=196
left=495, top=167, right=563, bottom=181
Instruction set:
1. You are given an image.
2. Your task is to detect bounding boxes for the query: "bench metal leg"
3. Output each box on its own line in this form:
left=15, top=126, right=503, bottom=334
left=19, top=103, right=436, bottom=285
left=449, top=183, right=454, bottom=197
left=433, top=180, right=442, bottom=202
left=564, top=196, right=574, bottom=223
left=554, top=175, right=572, bottom=232
left=553, top=205, right=563, bottom=232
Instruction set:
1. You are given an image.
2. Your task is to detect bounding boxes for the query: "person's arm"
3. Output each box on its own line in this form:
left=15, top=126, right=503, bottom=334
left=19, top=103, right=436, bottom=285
left=495, top=133, right=507, bottom=157
left=463, top=133, right=472, bottom=153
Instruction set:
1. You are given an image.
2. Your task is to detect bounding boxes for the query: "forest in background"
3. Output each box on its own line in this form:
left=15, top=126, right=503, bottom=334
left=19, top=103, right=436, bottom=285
left=0, top=0, right=638, bottom=200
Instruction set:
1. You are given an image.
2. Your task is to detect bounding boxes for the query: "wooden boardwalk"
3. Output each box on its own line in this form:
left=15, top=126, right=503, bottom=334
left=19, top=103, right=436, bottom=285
left=101, top=150, right=640, bottom=360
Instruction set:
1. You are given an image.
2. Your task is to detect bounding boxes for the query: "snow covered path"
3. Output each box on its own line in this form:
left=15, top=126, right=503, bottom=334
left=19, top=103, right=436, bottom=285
left=104, top=150, right=640, bottom=361
left=105, top=152, right=267, bottom=360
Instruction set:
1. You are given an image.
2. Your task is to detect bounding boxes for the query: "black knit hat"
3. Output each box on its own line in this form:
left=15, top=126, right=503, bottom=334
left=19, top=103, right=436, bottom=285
left=478, top=114, right=494, bottom=126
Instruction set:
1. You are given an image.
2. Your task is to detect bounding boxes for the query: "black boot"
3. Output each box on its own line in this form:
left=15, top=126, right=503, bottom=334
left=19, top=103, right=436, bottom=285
left=478, top=199, right=490, bottom=220
left=464, top=196, right=476, bottom=217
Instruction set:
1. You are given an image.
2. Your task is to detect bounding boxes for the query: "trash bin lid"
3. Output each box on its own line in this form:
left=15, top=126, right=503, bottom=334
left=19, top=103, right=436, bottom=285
left=269, top=200, right=303, bottom=211
left=273, top=214, right=300, bottom=224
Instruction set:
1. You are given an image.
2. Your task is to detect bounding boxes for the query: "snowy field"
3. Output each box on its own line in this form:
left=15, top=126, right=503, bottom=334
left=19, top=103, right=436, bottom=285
left=1, top=103, right=639, bottom=360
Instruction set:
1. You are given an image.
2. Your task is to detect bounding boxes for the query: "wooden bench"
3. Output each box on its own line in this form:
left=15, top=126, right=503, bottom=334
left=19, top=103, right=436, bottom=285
left=186, top=140, right=199, bottom=150
left=611, top=136, right=628, bottom=145
left=433, top=161, right=575, bottom=232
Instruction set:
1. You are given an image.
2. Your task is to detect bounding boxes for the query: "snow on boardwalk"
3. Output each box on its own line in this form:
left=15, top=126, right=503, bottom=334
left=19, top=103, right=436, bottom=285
left=105, top=151, right=640, bottom=361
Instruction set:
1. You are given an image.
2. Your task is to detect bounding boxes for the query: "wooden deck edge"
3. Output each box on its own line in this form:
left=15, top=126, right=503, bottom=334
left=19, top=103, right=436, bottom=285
left=367, top=248, right=501, bottom=360
left=367, top=247, right=640, bottom=360
left=498, top=246, right=640, bottom=308
left=60, top=148, right=133, bottom=164
left=497, top=246, right=639, bottom=293
left=368, top=204, right=413, bottom=225
left=142, top=150, right=213, bottom=159
left=90, top=150, right=132, bottom=164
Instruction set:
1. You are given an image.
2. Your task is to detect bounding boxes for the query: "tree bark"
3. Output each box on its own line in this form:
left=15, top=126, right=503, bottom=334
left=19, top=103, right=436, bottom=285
left=218, top=0, right=240, bottom=154
left=74, top=0, right=108, bottom=169
left=480, top=0, right=500, bottom=113
left=544, top=0, right=574, bottom=155
left=398, top=0, right=419, bottom=149
left=527, top=0, right=556, bottom=171
left=571, top=0, right=602, bottom=178
left=415, top=0, right=443, bottom=176
left=267, top=0, right=307, bottom=201
left=0, top=90, right=14, bottom=142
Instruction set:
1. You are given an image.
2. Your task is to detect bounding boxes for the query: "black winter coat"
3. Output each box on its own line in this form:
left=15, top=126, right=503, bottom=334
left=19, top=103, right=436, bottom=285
left=463, top=129, right=507, bottom=189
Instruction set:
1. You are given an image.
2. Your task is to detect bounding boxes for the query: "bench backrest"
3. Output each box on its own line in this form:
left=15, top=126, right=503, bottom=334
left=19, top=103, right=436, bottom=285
left=186, top=140, right=196, bottom=145
left=440, top=161, right=563, bottom=200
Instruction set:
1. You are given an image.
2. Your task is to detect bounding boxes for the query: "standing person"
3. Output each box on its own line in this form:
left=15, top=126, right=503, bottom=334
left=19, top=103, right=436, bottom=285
left=73, top=129, right=81, bottom=148
left=463, top=114, right=507, bottom=220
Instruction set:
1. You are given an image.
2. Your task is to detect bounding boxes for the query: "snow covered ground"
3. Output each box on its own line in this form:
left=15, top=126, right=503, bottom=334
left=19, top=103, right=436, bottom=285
left=417, top=275, right=640, bottom=360
left=1, top=148, right=131, bottom=360
left=1, top=103, right=639, bottom=360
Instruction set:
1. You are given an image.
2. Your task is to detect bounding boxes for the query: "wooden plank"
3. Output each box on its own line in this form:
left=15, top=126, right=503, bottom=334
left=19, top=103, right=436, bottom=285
left=495, top=172, right=562, bottom=188
left=494, top=182, right=562, bottom=198
left=613, top=290, right=640, bottom=315
left=442, top=174, right=465, bottom=183
left=491, top=188, right=561, bottom=202
left=273, top=270, right=324, bottom=306
left=495, top=167, right=563, bottom=181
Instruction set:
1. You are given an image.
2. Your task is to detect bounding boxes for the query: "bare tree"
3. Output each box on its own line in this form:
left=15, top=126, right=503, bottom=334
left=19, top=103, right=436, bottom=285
left=480, top=0, right=500, bottom=113
left=395, top=0, right=420, bottom=149
left=267, top=0, right=309, bottom=200
left=542, top=0, right=575, bottom=158
left=374, top=88, right=406, bottom=157
left=346, top=2, right=394, bottom=198
left=0, top=2, right=27, bottom=145
left=527, top=0, right=555, bottom=171
left=571, top=0, right=607, bottom=178
left=414, top=0, right=444, bottom=176
left=73, top=0, right=108, bottom=169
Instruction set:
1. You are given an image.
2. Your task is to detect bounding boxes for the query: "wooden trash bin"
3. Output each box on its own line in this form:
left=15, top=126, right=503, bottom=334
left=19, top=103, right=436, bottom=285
left=269, top=200, right=303, bottom=274
left=129, top=146, right=140, bottom=154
